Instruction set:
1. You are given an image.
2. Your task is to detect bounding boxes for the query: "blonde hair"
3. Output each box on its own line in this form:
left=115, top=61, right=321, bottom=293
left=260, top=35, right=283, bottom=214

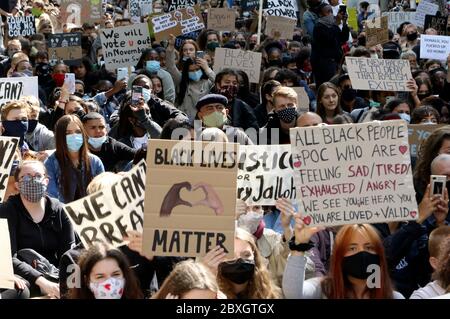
left=199, top=128, right=229, bottom=142
left=86, top=172, right=122, bottom=195
left=20, top=96, right=41, bottom=115
left=1, top=100, right=28, bottom=121
left=152, top=260, right=219, bottom=299
left=217, top=228, right=282, bottom=299
left=272, top=86, right=298, bottom=105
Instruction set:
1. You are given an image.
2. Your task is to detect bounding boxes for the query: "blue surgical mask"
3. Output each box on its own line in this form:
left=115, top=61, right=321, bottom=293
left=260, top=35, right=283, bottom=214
left=142, top=88, right=151, bottom=103
left=398, top=113, right=410, bottom=123
left=88, top=135, right=107, bottom=149
left=188, top=70, right=203, bottom=81
left=145, top=60, right=160, bottom=73
left=66, top=133, right=84, bottom=152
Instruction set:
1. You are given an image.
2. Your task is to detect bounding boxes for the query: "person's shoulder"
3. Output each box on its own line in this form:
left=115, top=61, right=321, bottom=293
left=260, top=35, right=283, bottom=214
left=45, top=195, right=65, bottom=212
left=44, top=152, right=58, bottom=167
left=393, top=291, right=405, bottom=299
left=88, top=153, right=103, bottom=163
left=0, top=194, right=21, bottom=215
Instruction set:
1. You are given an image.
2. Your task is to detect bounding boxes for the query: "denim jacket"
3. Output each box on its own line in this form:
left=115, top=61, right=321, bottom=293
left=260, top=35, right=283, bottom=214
left=44, top=153, right=105, bottom=203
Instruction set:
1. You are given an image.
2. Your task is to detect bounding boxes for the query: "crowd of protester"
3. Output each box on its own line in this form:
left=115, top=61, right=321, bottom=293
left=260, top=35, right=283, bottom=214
left=0, top=0, right=449, bottom=300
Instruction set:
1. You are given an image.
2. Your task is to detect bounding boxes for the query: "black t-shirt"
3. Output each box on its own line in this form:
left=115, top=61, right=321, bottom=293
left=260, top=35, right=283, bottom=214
left=91, top=136, right=137, bottom=172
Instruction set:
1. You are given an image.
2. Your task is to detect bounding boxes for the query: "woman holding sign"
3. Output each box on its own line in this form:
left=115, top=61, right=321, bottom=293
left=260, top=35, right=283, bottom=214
left=44, top=115, right=104, bottom=203
left=283, top=218, right=404, bottom=299
left=166, top=35, right=216, bottom=119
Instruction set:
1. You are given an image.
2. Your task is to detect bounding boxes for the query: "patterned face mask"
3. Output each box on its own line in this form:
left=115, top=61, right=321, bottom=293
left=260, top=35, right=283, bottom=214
left=19, top=175, right=47, bottom=202
left=89, top=277, right=125, bottom=299
left=277, top=107, right=298, bottom=123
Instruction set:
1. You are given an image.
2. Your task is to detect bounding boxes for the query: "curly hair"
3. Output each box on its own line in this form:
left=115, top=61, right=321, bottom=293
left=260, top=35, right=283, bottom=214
left=217, top=228, right=282, bottom=299
left=432, top=237, right=450, bottom=293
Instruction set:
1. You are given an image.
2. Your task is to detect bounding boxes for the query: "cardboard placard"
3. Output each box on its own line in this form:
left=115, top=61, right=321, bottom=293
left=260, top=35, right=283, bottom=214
left=292, top=87, right=310, bottom=114
left=290, top=121, right=418, bottom=227
left=47, top=33, right=82, bottom=66
left=142, top=140, right=238, bottom=257
left=424, top=14, right=448, bottom=35
left=7, top=16, right=36, bottom=38
left=129, top=0, right=153, bottom=22
left=100, top=23, right=152, bottom=71
left=408, top=124, right=445, bottom=158
left=364, top=16, right=389, bottom=48
left=166, top=0, right=198, bottom=12
left=265, top=16, right=296, bottom=40
left=420, top=34, right=450, bottom=60
left=238, top=145, right=296, bottom=205
left=213, top=48, right=262, bottom=84
left=174, top=30, right=201, bottom=49
left=60, top=0, right=103, bottom=26
left=64, top=161, right=147, bottom=248
left=0, top=76, right=39, bottom=106
left=242, top=0, right=260, bottom=11
left=208, top=8, right=235, bottom=31
left=0, top=219, right=15, bottom=289
left=415, top=1, right=439, bottom=28
left=0, top=137, right=19, bottom=203
left=263, top=0, right=298, bottom=20
left=382, top=12, right=416, bottom=33
left=345, top=57, right=412, bottom=91
left=152, top=5, right=205, bottom=43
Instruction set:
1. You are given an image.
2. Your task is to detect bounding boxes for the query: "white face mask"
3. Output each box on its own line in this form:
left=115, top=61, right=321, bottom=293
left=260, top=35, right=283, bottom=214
left=89, top=277, right=125, bottom=299
left=238, top=211, right=263, bottom=234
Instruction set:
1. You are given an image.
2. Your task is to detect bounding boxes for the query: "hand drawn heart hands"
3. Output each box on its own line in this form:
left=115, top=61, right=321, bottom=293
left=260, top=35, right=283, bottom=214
left=160, top=181, right=224, bottom=217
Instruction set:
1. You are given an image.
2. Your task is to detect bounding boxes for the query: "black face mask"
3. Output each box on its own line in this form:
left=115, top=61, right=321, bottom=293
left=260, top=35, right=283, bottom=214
left=417, top=92, right=430, bottom=100
left=219, top=258, right=255, bottom=284
left=249, top=43, right=256, bottom=50
left=357, top=36, right=366, bottom=47
left=341, top=88, right=357, bottom=102
left=406, top=32, right=418, bottom=41
left=342, top=251, right=380, bottom=280
left=27, top=119, right=38, bottom=133
left=268, top=59, right=282, bottom=67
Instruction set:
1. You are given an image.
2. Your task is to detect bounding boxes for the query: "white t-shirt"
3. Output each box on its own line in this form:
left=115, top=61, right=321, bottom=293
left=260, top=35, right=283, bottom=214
left=410, top=281, right=446, bottom=299
left=132, top=134, right=148, bottom=150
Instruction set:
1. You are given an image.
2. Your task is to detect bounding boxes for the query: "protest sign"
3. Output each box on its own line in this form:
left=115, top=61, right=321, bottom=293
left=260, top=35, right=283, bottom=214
left=0, top=219, right=14, bottom=289
left=364, top=16, right=389, bottom=48
left=265, top=16, right=296, bottom=40
left=415, top=1, right=439, bottom=28
left=142, top=140, right=238, bottom=257
left=0, top=77, right=39, bottom=106
left=408, top=124, right=444, bottom=158
left=292, top=87, right=310, bottom=113
left=214, top=48, right=262, bottom=84
left=100, top=23, right=152, bottom=71
left=129, top=0, right=153, bottom=23
left=424, top=14, right=448, bottom=35
left=167, top=0, right=198, bottom=12
left=290, top=121, right=418, bottom=227
left=0, top=137, right=19, bottom=203
left=263, top=0, right=298, bottom=20
left=64, top=161, right=147, bottom=248
left=60, top=0, right=103, bottom=26
left=382, top=12, right=416, bottom=33
left=7, top=16, right=36, bottom=38
left=208, top=8, right=235, bottom=31
left=47, top=33, right=82, bottom=66
left=345, top=57, right=412, bottom=91
left=174, top=31, right=201, bottom=49
left=420, top=34, right=450, bottom=60
left=238, top=145, right=296, bottom=205
left=152, top=4, right=205, bottom=42
left=242, top=0, right=259, bottom=11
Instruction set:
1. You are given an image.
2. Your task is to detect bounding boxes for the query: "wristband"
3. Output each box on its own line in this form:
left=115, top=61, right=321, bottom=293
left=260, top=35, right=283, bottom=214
left=288, top=236, right=314, bottom=252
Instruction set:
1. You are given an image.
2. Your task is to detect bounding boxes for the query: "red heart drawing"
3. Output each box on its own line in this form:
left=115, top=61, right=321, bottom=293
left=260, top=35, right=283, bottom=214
left=294, top=161, right=302, bottom=168
left=104, top=283, right=111, bottom=291
left=128, top=40, right=134, bottom=46
left=399, top=145, right=408, bottom=155
left=303, top=216, right=311, bottom=225
left=410, top=211, right=417, bottom=218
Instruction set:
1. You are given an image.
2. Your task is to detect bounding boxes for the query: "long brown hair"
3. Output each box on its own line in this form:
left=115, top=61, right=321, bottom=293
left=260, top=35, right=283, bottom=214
left=217, top=228, right=282, bottom=299
left=54, top=115, right=92, bottom=202
left=176, top=39, right=199, bottom=70
left=321, top=224, right=394, bottom=299
left=316, top=82, right=342, bottom=122
left=69, top=242, right=143, bottom=299
left=414, top=127, right=450, bottom=194
left=152, top=259, right=219, bottom=299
